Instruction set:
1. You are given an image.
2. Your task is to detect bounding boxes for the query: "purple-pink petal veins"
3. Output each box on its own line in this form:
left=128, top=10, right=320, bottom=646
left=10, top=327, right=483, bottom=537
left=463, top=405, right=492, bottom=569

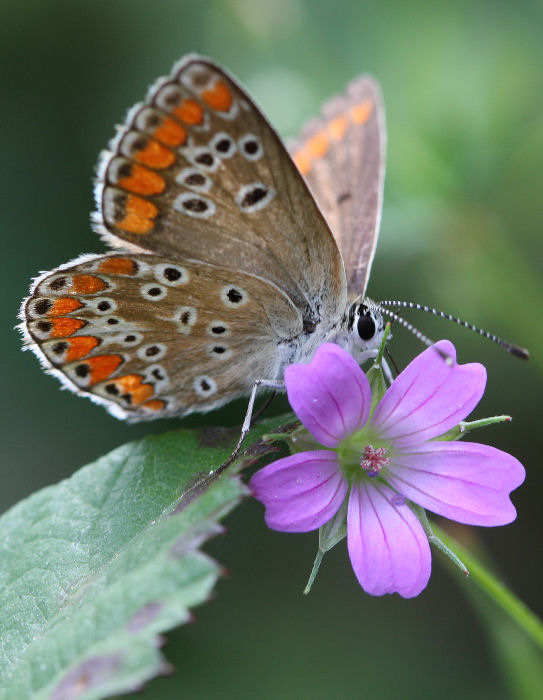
left=371, top=340, right=486, bottom=447
left=249, top=450, right=348, bottom=532
left=284, top=343, right=372, bottom=448
left=385, top=441, right=525, bottom=526
left=347, top=481, right=431, bottom=598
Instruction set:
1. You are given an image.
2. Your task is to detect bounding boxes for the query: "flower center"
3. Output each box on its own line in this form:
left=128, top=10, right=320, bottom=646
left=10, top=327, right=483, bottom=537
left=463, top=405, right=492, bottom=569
left=360, top=445, right=390, bottom=477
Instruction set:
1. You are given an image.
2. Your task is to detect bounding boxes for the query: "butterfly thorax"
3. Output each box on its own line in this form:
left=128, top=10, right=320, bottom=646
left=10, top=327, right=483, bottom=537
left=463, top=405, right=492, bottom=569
left=283, top=297, right=385, bottom=372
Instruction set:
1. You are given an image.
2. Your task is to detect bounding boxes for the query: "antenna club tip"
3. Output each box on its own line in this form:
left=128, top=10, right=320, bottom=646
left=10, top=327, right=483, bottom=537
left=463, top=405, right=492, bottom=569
left=510, top=346, right=530, bottom=360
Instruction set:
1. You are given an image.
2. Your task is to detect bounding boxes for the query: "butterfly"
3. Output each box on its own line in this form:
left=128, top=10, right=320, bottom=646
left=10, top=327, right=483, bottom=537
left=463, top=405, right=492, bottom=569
left=20, top=54, right=386, bottom=422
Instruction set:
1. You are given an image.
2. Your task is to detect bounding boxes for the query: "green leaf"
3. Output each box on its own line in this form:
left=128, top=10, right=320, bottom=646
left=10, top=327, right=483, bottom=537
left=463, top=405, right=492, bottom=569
left=0, top=417, right=286, bottom=700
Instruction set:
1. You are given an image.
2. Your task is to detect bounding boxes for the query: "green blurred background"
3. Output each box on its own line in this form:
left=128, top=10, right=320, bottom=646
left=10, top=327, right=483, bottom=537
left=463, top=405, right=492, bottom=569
left=2, top=0, right=542, bottom=697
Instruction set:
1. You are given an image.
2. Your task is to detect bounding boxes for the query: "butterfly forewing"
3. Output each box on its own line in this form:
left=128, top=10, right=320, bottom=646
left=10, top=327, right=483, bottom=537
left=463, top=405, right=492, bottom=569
left=22, top=55, right=387, bottom=421
left=289, top=76, right=385, bottom=298
left=95, top=55, right=347, bottom=327
left=24, top=253, right=303, bottom=420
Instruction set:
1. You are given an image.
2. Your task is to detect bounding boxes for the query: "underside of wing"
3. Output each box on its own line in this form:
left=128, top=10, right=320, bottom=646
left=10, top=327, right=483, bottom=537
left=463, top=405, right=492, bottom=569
left=21, top=253, right=302, bottom=421
left=289, top=76, right=386, bottom=298
left=94, top=54, right=346, bottom=327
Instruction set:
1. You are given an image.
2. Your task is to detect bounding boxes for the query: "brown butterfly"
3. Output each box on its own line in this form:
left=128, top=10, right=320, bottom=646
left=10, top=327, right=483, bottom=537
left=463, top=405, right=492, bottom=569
left=20, top=54, right=386, bottom=421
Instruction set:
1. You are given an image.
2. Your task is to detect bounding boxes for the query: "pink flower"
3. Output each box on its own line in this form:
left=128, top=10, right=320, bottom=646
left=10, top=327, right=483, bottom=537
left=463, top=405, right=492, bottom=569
left=250, top=342, right=525, bottom=598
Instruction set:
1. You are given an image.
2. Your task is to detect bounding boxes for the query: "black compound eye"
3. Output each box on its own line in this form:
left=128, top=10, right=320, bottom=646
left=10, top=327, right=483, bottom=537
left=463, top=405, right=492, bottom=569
left=357, top=311, right=376, bottom=341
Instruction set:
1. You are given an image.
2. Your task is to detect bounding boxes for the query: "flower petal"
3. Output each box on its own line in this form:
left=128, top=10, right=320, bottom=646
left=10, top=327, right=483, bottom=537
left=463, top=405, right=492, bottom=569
left=386, top=441, right=525, bottom=526
left=347, top=481, right=431, bottom=598
left=284, top=343, right=371, bottom=448
left=371, top=340, right=486, bottom=446
left=250, top=450, right=347, bottom=532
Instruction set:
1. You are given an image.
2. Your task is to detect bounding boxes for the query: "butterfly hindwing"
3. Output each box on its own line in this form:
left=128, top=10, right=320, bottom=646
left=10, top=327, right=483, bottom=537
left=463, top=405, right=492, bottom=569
left=95, top=54, right=347, bottom=327
left=289, top=76, right=386, bottom=298
left=23, top=253, right=303, bottom=420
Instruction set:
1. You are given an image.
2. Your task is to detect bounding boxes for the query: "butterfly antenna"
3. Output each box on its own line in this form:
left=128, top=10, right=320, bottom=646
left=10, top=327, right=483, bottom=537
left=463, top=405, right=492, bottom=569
left=378, top=300, right=529, bottom=360
left=377, top=307, right=453, bottom=364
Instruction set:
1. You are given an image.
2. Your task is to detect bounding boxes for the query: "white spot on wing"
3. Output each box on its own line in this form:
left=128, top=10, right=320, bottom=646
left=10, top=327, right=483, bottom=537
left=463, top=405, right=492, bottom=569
left=140, top=283, right=167, bottom=301
left=194, top=375, right=217, bottom=397
left=220, top=285, right=248, bottom=307
left=173, top=192, right=216, bottom=219
left=235, top=182, right=275, bottom=213
left=154, top=263, right=189, bottom=286
left=238, top=133, right=263, bottom=161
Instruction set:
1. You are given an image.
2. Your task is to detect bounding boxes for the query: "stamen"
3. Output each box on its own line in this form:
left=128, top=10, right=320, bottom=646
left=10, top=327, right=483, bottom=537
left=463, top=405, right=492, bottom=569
left=361, top=445, right=390, bottom=477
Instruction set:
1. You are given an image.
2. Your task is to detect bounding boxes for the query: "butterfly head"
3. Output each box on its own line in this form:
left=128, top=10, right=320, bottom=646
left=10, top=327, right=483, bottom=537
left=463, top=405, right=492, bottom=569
left=342, top=297, right=387, bottom=362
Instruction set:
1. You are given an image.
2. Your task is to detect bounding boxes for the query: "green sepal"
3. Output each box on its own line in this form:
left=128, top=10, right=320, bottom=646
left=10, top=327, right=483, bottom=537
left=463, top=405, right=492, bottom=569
left=366, top=323, right=392, bottom=415
left=434, top=415, right=513, bottom=442
left=412, top=504, right=469, bottom=575
left=304, top=499, right=348, bottom=595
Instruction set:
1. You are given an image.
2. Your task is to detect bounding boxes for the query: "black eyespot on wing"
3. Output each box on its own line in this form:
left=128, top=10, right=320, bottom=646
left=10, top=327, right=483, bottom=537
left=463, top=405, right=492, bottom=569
left=34, top=299, right=52, bottom=315
left=226, top=288, right=242, bottom=303
left=243, top=139, right=258, bottom=155
left=195, top=152, right=214, bottom=167
left=98, top=301, right=111, bottom=311
left=49, top=277, right=67, bottom=291
left=52, top=341, right=68, bottom=355
left=183, top=198, right=208, bottom=213
left=185, top=172, right=206, bottom=186
left=216, top=138, right=232, bottom=153
left=241, top=187, right=267, bottom=208
left=163, top=267, right=181, bottom=281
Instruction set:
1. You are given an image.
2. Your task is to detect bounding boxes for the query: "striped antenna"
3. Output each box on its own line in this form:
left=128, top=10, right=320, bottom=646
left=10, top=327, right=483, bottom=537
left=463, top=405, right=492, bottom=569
left=378, top=300, right=529, bottom=360
left=377, top=307, right=453, bottom=364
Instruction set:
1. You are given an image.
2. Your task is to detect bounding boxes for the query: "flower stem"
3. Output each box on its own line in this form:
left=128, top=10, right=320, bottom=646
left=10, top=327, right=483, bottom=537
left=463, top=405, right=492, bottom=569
left=433, top=523, right=543, bottom=651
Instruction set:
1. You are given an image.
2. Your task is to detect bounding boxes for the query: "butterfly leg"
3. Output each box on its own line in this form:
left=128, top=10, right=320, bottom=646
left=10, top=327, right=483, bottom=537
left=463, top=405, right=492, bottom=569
left=214, top=378, right=285, bottom=476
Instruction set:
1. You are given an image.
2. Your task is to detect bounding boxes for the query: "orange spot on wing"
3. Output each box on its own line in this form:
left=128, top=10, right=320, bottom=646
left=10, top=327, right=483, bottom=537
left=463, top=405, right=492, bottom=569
left=133, top=140, right=175, bottom=169
left=118, top=164, right=166, bottom=196
left=143, top=399, right=166, bottom=411
left=350, top=99, right=373, bottom=125
left=49, top=297, right=83, bottom=316
left=86, top=355, right=123, bottom=385
left=201, top=80, right=233, bottom=112
left=71, top=275, right=108, bottom=295
left=98, top=257, right=138, bottom=275
left=293, top=150, right=311, bottom=175
left=65, top=336, right=99, bottom=362
left=116, top=195, right=159, bottom=235
left=50, top=318, right=85, bottom=338
left=174, top=99, right=204, bottom=125
left=153, top=117, right=187, bottom=146
left=307, top=131, right=329, bottom=159
left=328, top=115, right=348, bottom=141
left=110, top=374, right=154, bottom=405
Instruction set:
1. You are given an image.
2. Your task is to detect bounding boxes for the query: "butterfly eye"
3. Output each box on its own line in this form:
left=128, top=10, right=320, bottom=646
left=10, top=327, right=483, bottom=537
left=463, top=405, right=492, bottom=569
left=357, top=310, right=376, bottom=341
